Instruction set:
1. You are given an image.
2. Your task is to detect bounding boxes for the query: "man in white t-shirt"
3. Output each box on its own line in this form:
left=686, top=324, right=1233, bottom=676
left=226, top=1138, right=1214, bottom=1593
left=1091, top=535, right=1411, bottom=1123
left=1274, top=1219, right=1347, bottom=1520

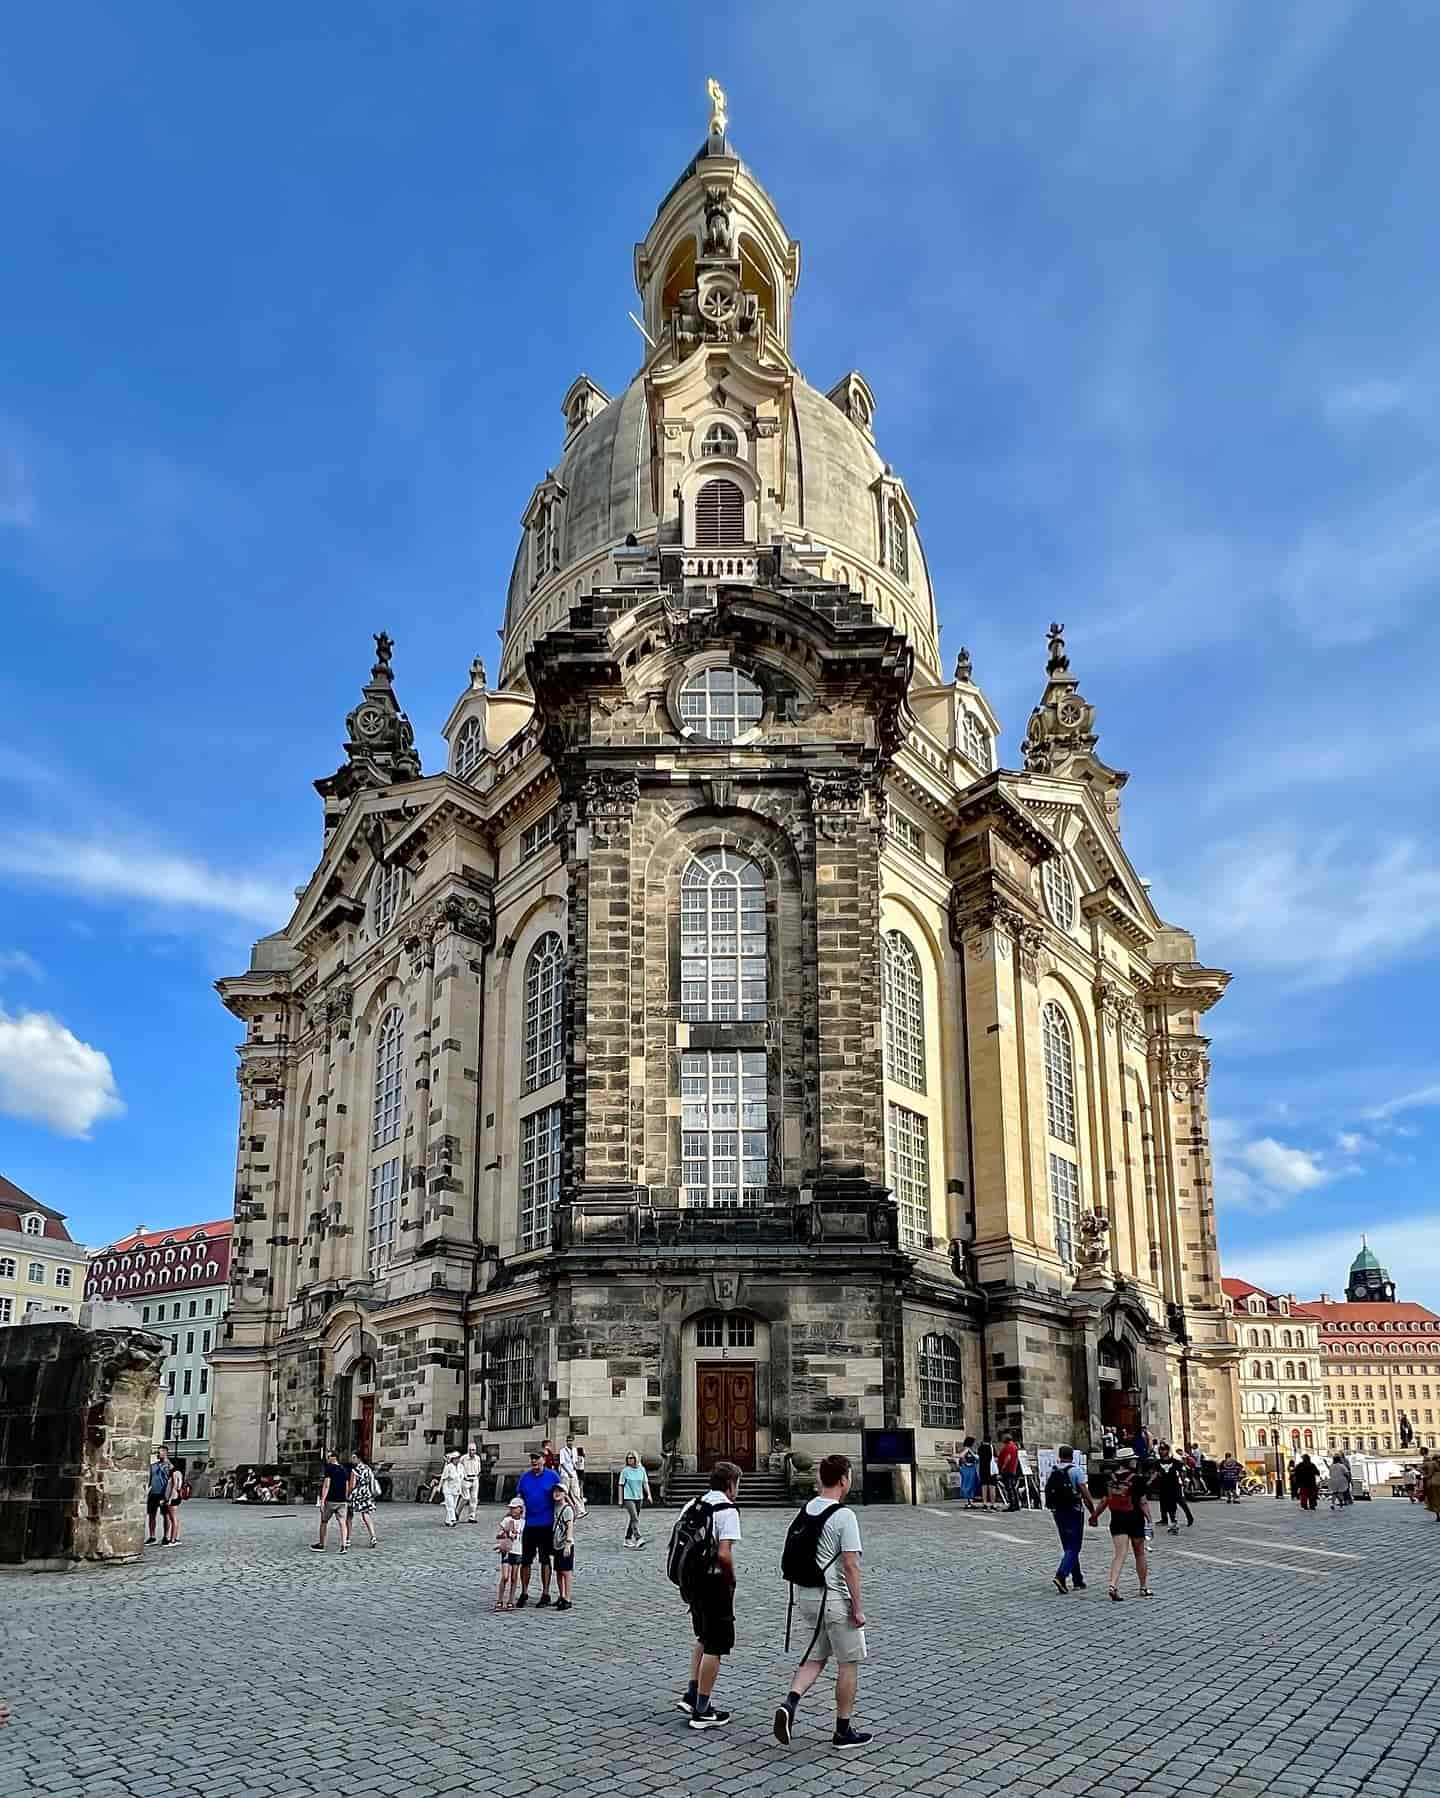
left=678, top=1461, right=742, bottom=1731
left=773, top=1453, right=873, bottom=1750
left=458, top=1441, right=483, bottom=1523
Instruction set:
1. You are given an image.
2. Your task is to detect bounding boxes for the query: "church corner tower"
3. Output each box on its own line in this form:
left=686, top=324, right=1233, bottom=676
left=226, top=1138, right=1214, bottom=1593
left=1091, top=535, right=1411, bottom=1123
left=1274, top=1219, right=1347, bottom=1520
left=210, top=84, right=1237, bottom=1493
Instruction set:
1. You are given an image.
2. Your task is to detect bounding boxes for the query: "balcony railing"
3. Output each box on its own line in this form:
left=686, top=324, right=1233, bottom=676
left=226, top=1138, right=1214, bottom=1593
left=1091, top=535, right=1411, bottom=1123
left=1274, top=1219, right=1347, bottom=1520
left=552, top=1190, right=899, bottom=1253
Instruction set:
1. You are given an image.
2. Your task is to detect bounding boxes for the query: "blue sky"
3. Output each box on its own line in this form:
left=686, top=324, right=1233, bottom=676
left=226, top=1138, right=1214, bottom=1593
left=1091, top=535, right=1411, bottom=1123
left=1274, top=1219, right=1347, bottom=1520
left=2, top=3, right=1437, bottom=1302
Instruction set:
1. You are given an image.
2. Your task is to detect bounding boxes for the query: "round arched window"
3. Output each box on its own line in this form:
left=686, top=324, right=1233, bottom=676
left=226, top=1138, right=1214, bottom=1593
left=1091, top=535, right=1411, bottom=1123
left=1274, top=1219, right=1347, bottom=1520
left=700, top=422, right=739, bottom=458
left=1042, top=859, right=1077, bottom=932
left=677, top=667, right=763, bottom=742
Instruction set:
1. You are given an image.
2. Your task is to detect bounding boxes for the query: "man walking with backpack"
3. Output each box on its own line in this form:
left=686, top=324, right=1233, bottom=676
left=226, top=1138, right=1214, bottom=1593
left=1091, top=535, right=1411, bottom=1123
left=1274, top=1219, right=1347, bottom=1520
left=1045, top=1444, right=1098, bottom=1593
left=773, top=1453, right=873, bottom=1751
left=667, top=1460, right=742, bottom=1731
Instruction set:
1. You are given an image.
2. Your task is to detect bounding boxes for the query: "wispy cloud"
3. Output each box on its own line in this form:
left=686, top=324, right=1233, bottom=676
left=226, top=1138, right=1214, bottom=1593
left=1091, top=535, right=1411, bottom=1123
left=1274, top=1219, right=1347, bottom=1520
left=0, top=1005, right=124, bottom=1138
left=1159, top=832, right=1440, bottom=986
left=1324, top=378, right=1409, bottom=423
left=1212, top=1117, right=1350, bottom=1212
left=0, top=950, right=42, bottom=980
left=0, top=832, right=296, bottom=927
left=1366, top=1083, right=1440, bottom=1123
left=0, top=423, right=38, bottom=531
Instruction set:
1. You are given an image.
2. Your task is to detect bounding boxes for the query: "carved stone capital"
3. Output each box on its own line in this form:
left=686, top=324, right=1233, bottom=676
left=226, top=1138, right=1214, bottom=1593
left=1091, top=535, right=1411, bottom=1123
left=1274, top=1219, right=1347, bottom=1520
left=427, top=894, right=494, bottom=949
left=808, top=773, right=867, bottom=843
left=237, top=1059, right=287, bottom=1109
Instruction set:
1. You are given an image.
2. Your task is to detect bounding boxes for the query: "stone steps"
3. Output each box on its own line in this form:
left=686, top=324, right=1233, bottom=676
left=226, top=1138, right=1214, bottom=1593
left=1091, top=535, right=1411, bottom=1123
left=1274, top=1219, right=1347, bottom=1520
left=667, top=1473, right=794, bottom=1508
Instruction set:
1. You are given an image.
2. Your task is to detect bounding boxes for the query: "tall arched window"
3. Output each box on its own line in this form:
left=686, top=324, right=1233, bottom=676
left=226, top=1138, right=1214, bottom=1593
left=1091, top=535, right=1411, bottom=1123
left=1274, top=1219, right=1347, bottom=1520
left=1284, top=1361, right=1295, bottom=1381
left=372, top=1008, right=405, bottom=1150
left=963, top=712, right=991, bottom=772
left=681, top=851, right=766, bottom=1021
left=1264, top=1360, right=1275, bottom=1380
left=886, top=497, right=909, bottom=581
left=453, top=716, right=483, bottom=780
left=1042, top=1002, right=1080, bottom=1270
left=372, top=863, right=406, bottom=938
left=694, top=477, right=745, bottom=547
left=523, top=934, right=565, bottom=1092
left=882, top=932, right=926, bottom=1093
left=1287, top=1395, right=1298, bottom=1414
left=368, top=1006, right=405, bottom=1277
left=1042, top=1003, right=1078, bottom=1143
left=918, top=1333, right=962, bottom=1428
left=1042, top=860, right=1076, bottom=932
left=1251, top=1361, right=1262, bottom=1379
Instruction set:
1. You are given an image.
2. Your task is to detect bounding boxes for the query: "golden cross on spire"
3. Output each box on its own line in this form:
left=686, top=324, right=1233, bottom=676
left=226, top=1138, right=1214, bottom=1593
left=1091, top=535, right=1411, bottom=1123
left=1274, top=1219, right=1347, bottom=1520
left=706, top=77, right=728, bottom=138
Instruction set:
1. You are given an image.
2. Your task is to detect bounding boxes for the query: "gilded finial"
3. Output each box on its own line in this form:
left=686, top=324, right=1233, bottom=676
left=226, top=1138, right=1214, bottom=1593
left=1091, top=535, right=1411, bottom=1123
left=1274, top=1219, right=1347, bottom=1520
left=706, top=77, right=728, bottom=138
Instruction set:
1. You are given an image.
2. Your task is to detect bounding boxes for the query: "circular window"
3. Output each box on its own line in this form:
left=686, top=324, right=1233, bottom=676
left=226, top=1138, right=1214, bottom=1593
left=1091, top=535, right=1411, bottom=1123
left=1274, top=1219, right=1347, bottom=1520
left=701, top=422, right=739, bottom=458
left=1042, top=859, right=1077, bottom=932
left=677, top=667, right=763, bottom=743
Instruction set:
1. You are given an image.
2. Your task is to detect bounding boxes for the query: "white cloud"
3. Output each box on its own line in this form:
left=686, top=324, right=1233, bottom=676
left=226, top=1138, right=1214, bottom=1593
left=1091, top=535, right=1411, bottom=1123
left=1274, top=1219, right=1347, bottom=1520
left=1335, top=1131, right=1371, bottom=1156
left=1241, top=1136, right=1331, bottom=1193
left=1161, top=831, right=1440, bottom=986
left=0, top=950, right=42, bottom=980
left=1366, top=1083, right=1440, bottom=1122
left=0, top=832, right=296, bottom=927
left=1212, top=1117, right=1346, bottom=1212
left=0, top=1005, right=124, bottom=1138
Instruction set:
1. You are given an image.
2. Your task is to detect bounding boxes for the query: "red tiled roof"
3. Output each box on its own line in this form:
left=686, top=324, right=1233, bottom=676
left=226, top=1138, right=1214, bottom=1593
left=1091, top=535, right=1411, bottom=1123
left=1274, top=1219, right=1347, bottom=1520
left=1222, top=1276, right=1265, bottom=1299
left=84, top=1218, right=233, bottom=1301
left=1295, top=1300, right=1440, bottom=1328
left=0, top=1174, right=73, bottom=1242
left=99, top=1220, right=232, bottom=1253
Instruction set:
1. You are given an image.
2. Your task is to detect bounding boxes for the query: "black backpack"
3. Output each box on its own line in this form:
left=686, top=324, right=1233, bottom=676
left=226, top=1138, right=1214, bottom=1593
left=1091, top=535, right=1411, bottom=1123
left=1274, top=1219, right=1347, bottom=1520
left=1045, top=1465, right=1080, bottom=1512
left=666, top=1496, right=735, bottom=1603
left=781, top=1500, right=843, bottom=1588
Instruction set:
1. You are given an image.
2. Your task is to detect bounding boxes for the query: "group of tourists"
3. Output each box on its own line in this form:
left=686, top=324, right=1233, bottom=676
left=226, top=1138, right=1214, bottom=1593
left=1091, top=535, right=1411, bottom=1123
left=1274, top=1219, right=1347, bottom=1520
left=954, top=1431, right=1028, bottom=1509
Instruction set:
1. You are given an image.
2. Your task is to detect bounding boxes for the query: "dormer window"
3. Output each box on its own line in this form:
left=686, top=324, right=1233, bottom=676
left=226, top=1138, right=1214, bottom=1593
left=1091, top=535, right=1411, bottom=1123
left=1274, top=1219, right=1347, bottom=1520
left=694, top=477, right=746, bottom=548
left=886, top=497, right=910, bottom=583
left=963, top=713, right=992, bottom=773
left=453, top=716, right=483, bottom=780
left=23, top=1214, right=43, bottom=1236
left=701, top=422, right=739, bottom=458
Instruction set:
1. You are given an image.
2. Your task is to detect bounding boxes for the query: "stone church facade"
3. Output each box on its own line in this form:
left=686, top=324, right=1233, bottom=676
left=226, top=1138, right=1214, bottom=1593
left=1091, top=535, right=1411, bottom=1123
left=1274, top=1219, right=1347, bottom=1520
left=210, top=103, right=1239, bottom=1495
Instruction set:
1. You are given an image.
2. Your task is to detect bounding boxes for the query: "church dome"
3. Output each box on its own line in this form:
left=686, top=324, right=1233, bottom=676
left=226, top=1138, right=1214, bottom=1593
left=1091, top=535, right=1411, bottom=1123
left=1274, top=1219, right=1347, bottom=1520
left=1351, top=1243, right=1382, bottom=1273
left=498, top=369, right=940, bottom=684
left=497, top=108, right=941, bottom=686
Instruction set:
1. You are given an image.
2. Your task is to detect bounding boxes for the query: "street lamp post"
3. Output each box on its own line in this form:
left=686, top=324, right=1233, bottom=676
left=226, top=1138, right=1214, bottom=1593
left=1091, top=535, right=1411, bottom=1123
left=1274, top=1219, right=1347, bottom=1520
left=1270, top=1404, right=1285, bottom=1500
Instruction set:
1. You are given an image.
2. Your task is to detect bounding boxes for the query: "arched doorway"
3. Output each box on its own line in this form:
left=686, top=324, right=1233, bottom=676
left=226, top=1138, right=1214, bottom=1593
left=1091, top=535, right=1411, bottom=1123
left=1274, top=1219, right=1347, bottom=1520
left=1098, top=1334, right=1140, bottom=1439
left=683, top=1311, right=767, bottom=1471
left=330, top=1356, right=377, bottom=1461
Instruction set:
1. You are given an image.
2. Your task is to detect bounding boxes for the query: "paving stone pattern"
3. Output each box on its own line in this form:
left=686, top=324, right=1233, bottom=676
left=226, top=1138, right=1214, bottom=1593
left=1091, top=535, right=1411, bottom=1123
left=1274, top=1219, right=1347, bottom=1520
left=6, top=1496, right=1440, bottom=1797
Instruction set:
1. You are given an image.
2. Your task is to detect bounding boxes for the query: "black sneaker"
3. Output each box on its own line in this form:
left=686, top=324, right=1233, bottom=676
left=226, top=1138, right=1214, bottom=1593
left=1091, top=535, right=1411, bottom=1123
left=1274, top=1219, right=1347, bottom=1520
left=536, top=1594, right=552, bottom=1608
left=1072, top=1576, right=1087, bottom=1590
left=515, top=1593, right=528, bottom=1608
left=833, top=1726, right=874, bottom=1749
left=554, top=1598, right=571, bottom=1612
left=676, top=1695, right=696, bottom=1716
left=773, top=1705, right=793, bottom=1744
left=688, top=1708, right=731, bottom=1731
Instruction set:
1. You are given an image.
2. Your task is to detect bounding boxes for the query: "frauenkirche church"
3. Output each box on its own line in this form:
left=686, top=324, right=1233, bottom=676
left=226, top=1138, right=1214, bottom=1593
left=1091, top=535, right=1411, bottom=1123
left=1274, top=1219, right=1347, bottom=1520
left=211, top=89, right=1240, bottom=1495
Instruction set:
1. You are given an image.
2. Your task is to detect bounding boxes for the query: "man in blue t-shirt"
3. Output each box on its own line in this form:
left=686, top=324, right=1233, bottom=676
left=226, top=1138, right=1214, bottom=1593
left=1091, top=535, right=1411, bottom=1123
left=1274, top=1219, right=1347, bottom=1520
left=515, top=1448, right=562, bottom=1608
left=1048, top=1445, right=1098, bottom=1593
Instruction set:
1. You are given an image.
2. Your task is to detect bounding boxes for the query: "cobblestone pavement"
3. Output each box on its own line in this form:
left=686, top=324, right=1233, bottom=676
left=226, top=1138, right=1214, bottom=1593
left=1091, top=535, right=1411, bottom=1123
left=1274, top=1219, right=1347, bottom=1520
left=6, top=1492, right=1440, bottom=1797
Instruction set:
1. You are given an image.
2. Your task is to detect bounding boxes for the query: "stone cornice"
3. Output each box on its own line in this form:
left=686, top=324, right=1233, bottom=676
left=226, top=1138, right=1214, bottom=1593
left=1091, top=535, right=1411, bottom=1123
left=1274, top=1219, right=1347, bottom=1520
left=952, top=776, right=1057, bottom=864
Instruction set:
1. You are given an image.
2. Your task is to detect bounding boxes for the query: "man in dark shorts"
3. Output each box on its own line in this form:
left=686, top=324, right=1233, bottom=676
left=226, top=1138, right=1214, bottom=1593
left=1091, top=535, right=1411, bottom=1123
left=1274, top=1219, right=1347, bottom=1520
left=679, top=1461, right=742, bottom=1731
left=312, top=1453, right=353, bottom=1553
left=515, top=1447, right=561, bottom=1608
